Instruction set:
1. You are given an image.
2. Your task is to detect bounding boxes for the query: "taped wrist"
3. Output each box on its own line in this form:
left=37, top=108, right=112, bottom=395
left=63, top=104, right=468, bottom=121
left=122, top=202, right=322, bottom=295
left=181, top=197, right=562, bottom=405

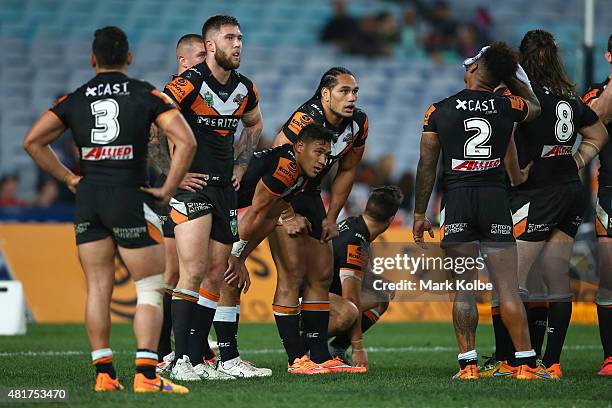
left=231, top=239, right=249, bottom=258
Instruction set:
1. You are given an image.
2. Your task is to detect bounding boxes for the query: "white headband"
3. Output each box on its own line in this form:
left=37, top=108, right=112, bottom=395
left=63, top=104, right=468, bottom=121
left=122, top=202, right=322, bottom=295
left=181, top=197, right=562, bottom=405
left=462, top=46, right=490, bottom=70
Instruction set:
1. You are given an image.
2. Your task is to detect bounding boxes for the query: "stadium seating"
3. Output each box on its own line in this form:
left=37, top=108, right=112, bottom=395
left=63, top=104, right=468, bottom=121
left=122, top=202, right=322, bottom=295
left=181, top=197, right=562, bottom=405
left=0, top=0, right=610, bottom=198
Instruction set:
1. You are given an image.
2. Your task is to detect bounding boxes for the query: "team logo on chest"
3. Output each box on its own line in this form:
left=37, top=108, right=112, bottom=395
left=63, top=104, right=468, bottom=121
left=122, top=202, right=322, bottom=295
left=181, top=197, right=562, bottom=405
left=204, top=91, right=214, bottom=107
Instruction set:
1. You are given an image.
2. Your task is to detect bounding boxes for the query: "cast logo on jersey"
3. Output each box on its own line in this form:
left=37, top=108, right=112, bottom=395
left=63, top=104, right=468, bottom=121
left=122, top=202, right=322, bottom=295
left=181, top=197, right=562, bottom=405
left=346, top=244, right=363, bottom=267
left=541, top=145, right=572, bottom=158
left=272, top=157, right=298, bottom=187
left=451, top=158, right=500, bottom=171
left=455, top=99, right=496, bottom=112
left=288, top=112, right=313, bottom=135
left=86, top=82, right=129, bottom=97
left=81, top=145, right=133, bottom=161
left=166, top=77, right=194, bottom=103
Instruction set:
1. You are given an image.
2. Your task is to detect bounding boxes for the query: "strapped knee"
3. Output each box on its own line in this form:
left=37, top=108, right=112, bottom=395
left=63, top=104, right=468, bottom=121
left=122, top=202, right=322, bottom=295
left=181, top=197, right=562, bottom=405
left=135, top=273, right=163, bottom=308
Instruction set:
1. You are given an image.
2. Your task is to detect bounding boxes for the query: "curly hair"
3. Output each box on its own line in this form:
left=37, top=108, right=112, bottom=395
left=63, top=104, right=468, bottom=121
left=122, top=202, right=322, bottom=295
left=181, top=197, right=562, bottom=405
left=481, top=42, right=518, bottom=87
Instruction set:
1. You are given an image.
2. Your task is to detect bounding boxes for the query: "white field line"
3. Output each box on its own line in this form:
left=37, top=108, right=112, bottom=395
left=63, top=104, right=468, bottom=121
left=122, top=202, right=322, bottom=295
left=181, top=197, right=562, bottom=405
left=0, top=345, right=601, bottom=357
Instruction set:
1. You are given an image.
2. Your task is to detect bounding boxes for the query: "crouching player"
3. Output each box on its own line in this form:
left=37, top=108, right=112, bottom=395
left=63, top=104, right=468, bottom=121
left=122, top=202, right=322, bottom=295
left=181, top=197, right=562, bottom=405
left=221, top=122, right=333, bottom=374
left=327, top=186, right=403, bottom=370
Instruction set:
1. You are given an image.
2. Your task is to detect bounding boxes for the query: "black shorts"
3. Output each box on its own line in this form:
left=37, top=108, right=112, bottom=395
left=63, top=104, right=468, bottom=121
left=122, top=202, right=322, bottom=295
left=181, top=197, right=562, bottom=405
left=596, top=186, right=612, bottom=238
left=289, top=191, right=325, bottom=240
left=440, top=186, right=515, bottom=247
left=169, top=186, right=238, bottom=244
left=74, top=181, right=164, bottom=248
left=158, top=211, right=176, bottom=239
left=511, top=181, right=586, bottom=241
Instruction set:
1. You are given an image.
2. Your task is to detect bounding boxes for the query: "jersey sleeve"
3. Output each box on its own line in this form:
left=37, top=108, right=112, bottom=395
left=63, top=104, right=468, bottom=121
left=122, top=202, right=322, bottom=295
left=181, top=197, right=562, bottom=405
left=281, top=109, right=316, bottom=143
left=260, top=154, right=299, bottom=196
left=149, top=88, right=177, bottom=120
left=422, top=103, right=438, bottom=133
left=49, top=94, right=71, bottom=125
left=353, top=113, right=369, bottom=148
left=335, top=237, right=365, bottom=280
left=163, top=74, right=198, bottom=110
left=582, top=86, right=602, bottom=106
left=503, top=95, right=530, bottom=123
left=244, top=81, right=260, bottom=113
left=576, top=97, right=599, bottom=128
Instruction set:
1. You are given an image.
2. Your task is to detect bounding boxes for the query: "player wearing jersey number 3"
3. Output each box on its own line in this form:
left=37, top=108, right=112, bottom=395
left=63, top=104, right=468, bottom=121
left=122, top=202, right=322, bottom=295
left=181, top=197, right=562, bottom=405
left=413, top=42, right=556, bottom=380
left=23, top=27, right=195, bottom=393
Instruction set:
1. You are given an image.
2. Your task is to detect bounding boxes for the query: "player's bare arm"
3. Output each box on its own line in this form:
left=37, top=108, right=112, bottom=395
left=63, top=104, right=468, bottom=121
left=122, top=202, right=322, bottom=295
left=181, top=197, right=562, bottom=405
left=233, top=105, right=263, bottom=190
left=323, top=146, right=364, bottom=242
left=504, top=127, right=533, bottom=187
left=505, top=71, right=542, bottom=122
left=574, top=119, right=609, bottom=170
left=279, top=204, right=312, bottom=237
left=413, top=132, right=439, bottom=248
left=141, top=109, right=196, bottom=207
left=589, top=83, right=612, bottom=124
left=23, top=111, right=81, bottom=193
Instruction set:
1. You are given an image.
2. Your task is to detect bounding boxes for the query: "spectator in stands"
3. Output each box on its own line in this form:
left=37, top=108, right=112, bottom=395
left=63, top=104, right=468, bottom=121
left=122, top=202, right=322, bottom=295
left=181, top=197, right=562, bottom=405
left=374, top=11, right=401, bottom=48
left=320, top=0, right=359, bottom=48
left=423, top=1, right=458, bottom=62
left=401, top=7, right=419, bottom=56
left=373, top=154, right=395, bottom=186
left=397, top=171, right=414, bottom=213
left=455, top=24, right=479, bottom=58
left=0, top=174, right=29, bottom=208
left=34, top=175, right=60, bottom=208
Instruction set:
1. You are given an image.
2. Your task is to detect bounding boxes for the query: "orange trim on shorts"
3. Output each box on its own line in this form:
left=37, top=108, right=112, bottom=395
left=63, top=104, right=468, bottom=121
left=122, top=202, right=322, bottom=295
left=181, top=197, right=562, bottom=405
left=135, top=358, right=158, bottom=367
left=491, top=306, right=500, bottom=316
left=513, top=218, right=527, bottom=238
left=440, top=224, right=445, bottom=240
left=364, top=310, right=379, bottom=323
left=164, top=288, right=174, bottom=296
left=301, top=302, right=330, bottom=312
left=235, top=299, right=241, bottom=306
left=170, top=208, right=188, bottom=225
left=599, top=304, right=612, bottom=309
left=198, top=288, right=220, bottom=302
left=272, top=304, right=300, bottom=315
left=596, top=218, right=608, bottom=236
left=528, top=302, right=548, bottom=308
left=172, top=291, right=198, bottom=302
left=92, top=356, right=113, bottom=365
left=146, top=221, right=164, bottom=244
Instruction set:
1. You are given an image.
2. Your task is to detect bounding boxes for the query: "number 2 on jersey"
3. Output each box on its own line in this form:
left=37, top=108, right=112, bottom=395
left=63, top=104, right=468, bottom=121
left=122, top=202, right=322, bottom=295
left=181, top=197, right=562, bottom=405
left=464, top=118, right=492, bottom=158
left=90, top=99, right=120, bottom=144
left=554, top=101, right=574, bottom=142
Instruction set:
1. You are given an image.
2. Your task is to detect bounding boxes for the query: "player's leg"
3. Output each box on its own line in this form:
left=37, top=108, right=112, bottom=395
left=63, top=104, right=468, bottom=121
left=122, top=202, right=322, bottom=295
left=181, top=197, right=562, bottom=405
left=158, top=235, right=178, bottom=363
left=269, top=228, right=308, bottom=365
left=78, top=237, right=123, bottom=391
left=328, top=293, right=359, bottom=337
left=170, top=212, right=212, bottom=379
left=597, top=236, right=612, bottom=375
left=596, top=187, right=612, bottom=375
left=537, top=229, right=573, bottom=375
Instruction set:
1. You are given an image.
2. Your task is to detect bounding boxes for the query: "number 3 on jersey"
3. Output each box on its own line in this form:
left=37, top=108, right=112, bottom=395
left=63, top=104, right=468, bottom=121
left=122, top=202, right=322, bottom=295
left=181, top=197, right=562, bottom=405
left=554, top=101, right=574, bottom=142
left=91, top=99, right=120, bottom=144
left=464, top=118, right=492, bottom=158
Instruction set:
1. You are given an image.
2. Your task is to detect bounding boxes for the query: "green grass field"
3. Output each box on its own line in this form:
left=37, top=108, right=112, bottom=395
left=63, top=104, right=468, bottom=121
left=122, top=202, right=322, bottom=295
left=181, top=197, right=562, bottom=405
left=0, top=323, right=609, bottom=407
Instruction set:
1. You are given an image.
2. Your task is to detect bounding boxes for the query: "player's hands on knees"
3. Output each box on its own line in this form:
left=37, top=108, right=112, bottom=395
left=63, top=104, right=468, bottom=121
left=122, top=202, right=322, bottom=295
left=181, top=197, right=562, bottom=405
left=225, top=255, right=251, bottom=294
left=140, top=187, right=171, bottom=209
left=232, top=164, right=246, bottom=191
left=283, top=214, right=312, bottom=237
left=179, top=173, right=207, bottom=192
left=412, top=216, right=434, bottom=249
left=320, top=217, right=339, bottom=243
left=64, top=174, right=82, bottom=194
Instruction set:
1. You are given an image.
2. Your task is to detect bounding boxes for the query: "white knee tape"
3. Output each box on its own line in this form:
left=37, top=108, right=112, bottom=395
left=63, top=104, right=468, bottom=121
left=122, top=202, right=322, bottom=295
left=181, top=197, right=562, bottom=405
left=135, top=274, right=164, bottom=308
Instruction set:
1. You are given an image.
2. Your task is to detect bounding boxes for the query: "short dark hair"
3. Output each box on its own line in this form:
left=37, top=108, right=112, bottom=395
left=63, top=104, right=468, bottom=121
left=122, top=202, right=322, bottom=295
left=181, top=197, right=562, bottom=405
left=519, top=30, right=575, bottom=97
left=608, top=34, right=612, bottom=53
left=296, top=122, right=334, bottom=145
left=202, top=15, right=240, bottom=39
left=92, top=26, right=129, bottom=67
left=481, top=42, right=518, bottom=87
left=176, top=33, right=202, bottom=49
left=312, top=67, right=355, bottom=99
left=364, top=186, right=404, bottom=223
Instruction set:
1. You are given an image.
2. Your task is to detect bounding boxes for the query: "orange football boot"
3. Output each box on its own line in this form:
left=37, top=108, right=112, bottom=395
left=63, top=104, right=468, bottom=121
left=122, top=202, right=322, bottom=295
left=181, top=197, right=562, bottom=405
left=287, top=356, right=330, bottom=375
left=452, top=364, right=479, bottom=380
left=94, top=373, right=124, bottom=391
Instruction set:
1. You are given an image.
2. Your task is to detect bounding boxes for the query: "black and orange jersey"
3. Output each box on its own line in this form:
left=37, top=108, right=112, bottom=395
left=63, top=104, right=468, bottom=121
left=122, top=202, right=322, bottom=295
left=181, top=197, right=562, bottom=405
left=583, top=77, right=612, bottom=187
left=280, top=98, right=368, bottom=192
left=422, top=89, right=529, bottom=190
left=512, top=85, right=598, bottom=189
left=332, top=215, right=371, bottom=281
left=236, top=144, right=309, bottom=209
left=50, top=72, right=175, bottom=187
left=163, top=62, right=259, bottom=185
